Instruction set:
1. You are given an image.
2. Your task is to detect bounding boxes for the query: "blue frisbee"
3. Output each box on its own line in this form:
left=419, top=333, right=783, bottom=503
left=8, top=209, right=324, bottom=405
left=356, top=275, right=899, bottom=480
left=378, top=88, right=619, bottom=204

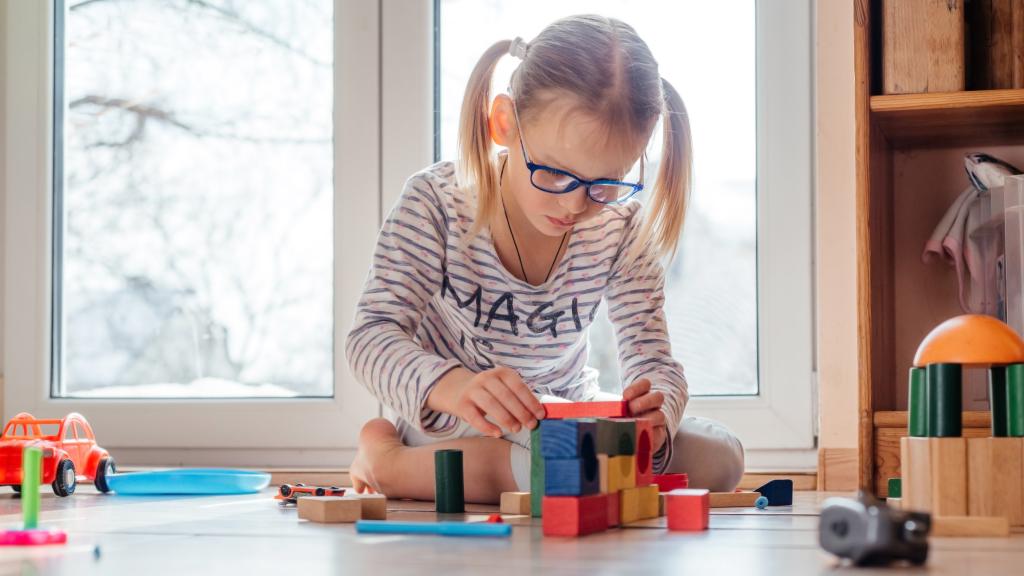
left=106, top=468, right=271, bottom=495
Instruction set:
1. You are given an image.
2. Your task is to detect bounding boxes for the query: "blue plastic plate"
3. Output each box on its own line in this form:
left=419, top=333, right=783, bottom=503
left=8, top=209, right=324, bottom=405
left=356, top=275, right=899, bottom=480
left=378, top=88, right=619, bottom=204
left=106, top=468, right=271, bottom=495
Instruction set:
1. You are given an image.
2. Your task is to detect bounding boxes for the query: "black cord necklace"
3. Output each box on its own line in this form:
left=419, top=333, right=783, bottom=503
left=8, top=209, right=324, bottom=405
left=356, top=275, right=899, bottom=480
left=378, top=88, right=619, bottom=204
left=499, top=158, right=569, bottom=285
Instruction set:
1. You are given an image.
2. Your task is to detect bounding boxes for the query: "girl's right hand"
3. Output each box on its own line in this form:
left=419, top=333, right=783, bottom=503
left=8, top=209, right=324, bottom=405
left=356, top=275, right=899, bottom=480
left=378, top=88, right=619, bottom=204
left=430, top=366, right=546, bottom=437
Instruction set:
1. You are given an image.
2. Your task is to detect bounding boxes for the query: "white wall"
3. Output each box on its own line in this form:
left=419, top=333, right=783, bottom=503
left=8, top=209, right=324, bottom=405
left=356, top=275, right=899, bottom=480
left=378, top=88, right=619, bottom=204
left=1, top=0, right=8, bottom=392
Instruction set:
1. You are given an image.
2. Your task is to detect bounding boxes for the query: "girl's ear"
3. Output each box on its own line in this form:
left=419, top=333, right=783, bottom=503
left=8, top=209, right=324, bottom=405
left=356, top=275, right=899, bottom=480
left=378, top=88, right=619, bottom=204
left=488, top=94, right=516, bottom=147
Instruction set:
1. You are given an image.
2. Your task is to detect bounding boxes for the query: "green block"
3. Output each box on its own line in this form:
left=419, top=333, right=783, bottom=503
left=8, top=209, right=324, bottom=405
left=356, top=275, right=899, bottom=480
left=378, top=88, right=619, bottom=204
left=908, top=367, right=928, bottom=437
left=990, top=366, right=1009, bottom=437
left=22, top=446, right=42, bottom=530
left=530, top=426, right=544, bottom=517
left=887, top=477, right=902, bottom=499
left=1008, top=363, right=1024, bottom=437
left=434, top=449, right=464, bottom=514
left=926, top=363, right=962, bottom=437
left=595, top=418, right=636, bottom=456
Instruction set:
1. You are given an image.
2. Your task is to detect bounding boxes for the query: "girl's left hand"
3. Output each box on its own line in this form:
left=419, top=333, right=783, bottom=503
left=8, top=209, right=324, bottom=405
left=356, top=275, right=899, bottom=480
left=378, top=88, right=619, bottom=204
left=623, top=378, right=668, bottom=452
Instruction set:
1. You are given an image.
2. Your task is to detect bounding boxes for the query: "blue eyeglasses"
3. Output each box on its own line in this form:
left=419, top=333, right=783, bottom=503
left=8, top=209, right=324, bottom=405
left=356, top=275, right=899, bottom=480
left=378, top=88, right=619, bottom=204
left=511, top=99, right=644, bottom=205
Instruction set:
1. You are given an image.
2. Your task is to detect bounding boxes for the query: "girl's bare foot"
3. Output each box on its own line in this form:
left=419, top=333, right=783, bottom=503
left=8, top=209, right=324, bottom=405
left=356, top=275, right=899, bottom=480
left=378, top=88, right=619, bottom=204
left=349, top=418, right=404, bottom=494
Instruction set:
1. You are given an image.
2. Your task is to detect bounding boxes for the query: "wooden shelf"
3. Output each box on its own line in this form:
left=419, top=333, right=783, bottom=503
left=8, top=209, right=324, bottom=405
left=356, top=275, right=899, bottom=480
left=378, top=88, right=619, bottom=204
left=871, top=89, right=1024, bottom=148
left=872, top=410, right=992, bottom=428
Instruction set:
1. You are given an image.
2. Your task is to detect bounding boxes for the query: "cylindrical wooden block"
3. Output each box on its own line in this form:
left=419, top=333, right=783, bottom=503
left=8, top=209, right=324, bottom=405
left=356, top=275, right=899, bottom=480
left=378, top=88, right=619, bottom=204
left=883, top=0, right=966, bottom=94
left=434, top=449, right=465, bottom=513
left=990, top=366, right=1009, bottom=437
left=908, top=367, right=928, bottom=437
left=927, top=363, right=962, bottom=437
left=1008, top=363, right=1024, bottom=437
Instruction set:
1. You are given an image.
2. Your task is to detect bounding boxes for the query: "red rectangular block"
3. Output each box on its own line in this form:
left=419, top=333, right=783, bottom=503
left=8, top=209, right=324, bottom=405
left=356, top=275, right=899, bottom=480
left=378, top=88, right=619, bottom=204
left=542, top=401, right=630, bottom=420
left=606, top=489, right=620, bottom=528
left=543, top=494, right=609, bottom=537
left=653, top=473, right=688, bottom=492
left=666, top=489, right=709, bottom=532
left=634, top=418, right=654, bottom=487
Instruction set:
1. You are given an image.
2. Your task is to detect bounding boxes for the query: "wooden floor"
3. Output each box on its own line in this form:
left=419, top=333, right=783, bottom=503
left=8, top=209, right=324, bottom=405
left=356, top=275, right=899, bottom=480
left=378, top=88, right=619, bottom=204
left=0, top=487, right=1021, bottom=575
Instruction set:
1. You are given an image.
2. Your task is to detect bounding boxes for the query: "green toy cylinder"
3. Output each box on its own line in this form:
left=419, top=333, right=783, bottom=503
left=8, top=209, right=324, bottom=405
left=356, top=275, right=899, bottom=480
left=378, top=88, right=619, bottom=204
left=1008, top=363, right=1024, bottom=437
left=434, top=449, right=465, bottom=513
left=908, top=367, right=928, bottom=437
left=927, top=363, right=962, bottom=437
left=22, top=445, right=42, bottom=530
left=990, top=366, right=1008, bottom=437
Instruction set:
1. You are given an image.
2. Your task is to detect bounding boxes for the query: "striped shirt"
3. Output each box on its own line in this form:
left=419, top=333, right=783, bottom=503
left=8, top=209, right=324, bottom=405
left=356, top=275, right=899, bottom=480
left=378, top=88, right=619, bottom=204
left=345, top=161, right=688, bottom=472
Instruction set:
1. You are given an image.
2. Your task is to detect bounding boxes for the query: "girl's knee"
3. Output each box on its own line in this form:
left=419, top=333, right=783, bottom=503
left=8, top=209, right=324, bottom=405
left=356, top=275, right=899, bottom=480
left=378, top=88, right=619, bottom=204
left=668, top=416, right=745, bottom=492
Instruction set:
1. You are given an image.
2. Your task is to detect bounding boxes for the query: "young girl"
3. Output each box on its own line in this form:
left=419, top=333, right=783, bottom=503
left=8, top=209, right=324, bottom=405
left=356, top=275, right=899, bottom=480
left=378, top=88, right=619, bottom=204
left=346, top=15, right=744, bottom=503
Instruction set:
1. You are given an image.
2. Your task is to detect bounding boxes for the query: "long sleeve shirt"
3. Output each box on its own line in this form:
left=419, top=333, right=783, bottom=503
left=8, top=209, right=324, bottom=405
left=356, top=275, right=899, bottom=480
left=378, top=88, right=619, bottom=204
left=344, top=161, right=688, bottom=472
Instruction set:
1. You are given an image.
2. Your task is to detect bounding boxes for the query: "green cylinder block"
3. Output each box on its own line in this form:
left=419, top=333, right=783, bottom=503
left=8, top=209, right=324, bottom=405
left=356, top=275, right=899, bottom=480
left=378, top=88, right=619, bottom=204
left=990, top=366, right=1008, bottom=437
left=22, top=446, right=42, bottom=530
left=530, top=426, right=544, bottom=517
left=1008, top=363, right=1024, bottom=437
left=926, top=363, right=962, bottom=437
left=908, top=367, right=928, bottom=437
left=887, top=477, right=902, bottom=499
left=434, top=449, right=465, bottom=514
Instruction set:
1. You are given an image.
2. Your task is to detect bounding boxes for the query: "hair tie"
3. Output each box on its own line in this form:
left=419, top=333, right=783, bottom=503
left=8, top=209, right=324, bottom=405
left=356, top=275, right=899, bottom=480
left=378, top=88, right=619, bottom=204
left=508, top=37, right=529, bottom=60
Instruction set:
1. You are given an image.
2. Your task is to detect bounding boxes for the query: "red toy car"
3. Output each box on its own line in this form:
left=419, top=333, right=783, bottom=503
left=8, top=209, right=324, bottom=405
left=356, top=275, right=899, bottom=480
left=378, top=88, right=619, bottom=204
left=275, top=483, right=345, bottom=505
left=0, top=412, right=115, bottom=496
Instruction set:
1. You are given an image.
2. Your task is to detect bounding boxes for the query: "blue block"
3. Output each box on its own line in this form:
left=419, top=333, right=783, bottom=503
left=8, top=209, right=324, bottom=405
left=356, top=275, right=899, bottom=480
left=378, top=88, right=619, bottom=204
left=539, top=419, right=597, bottom=460
left=755, top=479, right=793, bottom=506
left=544, top=457, right=600, bottom=496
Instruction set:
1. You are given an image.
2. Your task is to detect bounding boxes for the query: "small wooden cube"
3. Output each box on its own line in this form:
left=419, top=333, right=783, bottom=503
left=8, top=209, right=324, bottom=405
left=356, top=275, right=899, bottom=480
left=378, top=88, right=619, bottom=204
left=619, top=486, right=641, bottom=525
left=653, top=473, right=688, bottom=492
left=500, top=492, right=531, bottom=515
left=967, top=437, right=1023, bottom=526
left=597, top=454, right=609, bottom=493
left=539, top=419, right=598, bottom=459
left=666, top=489, right=710, bottom=532
left=542, top=401, right=630, bottom=420
left=542, top=494, right=608, bottom=537
left=606, top=455, right=636, bottom=493
left=606, top=489, right=620, bottom=528
left=637, top=485, right=659, bottom=519
left=545, top=457, right=600, bottom=496
left=357, top=493, right=388, bottom=520
left=633, top=418, right=654, bottom=487
left=298, top=496, right=362, bottom=523
left=596, top=418, right=636, bottom=456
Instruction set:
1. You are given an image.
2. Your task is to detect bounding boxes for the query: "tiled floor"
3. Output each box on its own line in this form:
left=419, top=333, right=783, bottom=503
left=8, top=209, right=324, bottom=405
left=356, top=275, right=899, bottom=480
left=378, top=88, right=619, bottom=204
left=0, top=488, right=1021, bottom=575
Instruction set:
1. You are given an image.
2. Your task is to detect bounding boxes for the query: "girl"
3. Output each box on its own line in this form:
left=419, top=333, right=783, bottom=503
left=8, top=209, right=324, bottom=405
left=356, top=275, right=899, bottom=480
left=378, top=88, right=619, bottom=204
left=346, top=15, right=744, bottom=503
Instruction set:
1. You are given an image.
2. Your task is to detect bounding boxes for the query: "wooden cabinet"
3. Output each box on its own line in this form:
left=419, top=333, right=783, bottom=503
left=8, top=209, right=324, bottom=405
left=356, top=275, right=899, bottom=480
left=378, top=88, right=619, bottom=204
left=854, top=0, right=1024, bottom=492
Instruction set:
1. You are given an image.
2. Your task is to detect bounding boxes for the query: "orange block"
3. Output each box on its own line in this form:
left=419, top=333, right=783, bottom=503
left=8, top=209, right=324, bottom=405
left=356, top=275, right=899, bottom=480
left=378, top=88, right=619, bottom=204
left=666, top=489, right=709, bottom=531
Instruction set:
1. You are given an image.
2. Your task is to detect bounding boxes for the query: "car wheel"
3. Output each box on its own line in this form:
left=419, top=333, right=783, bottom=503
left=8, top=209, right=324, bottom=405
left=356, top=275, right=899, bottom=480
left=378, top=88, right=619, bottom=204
left=52, top=459, right=77, bottom=497
left=94, top=457, right=116, bottom=493
left=11, top=485, right=20, bottom=493
left=315, top=487, right=326, bottom=496
left=279, top=484, right=293, bottom=497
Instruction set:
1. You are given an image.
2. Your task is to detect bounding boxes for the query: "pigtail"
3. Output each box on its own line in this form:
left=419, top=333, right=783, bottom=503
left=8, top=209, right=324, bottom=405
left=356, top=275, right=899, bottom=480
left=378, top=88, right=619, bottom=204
left=635, top=78, right=693, bottom=262
left=457, top=39, right=513, bottom=239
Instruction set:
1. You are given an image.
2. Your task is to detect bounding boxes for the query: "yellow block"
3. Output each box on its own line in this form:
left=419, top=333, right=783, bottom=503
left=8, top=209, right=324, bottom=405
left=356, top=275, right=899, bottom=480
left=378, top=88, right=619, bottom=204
left=967, top=437, right=1024, bottom=527
left=598, top=454, right=609, bottom=493
left=499, top=492, right=531, bottom=515
left=607, top=455, right=636, bottom=493
left=620, top=487, right=641, bottom=524
left=637, top=485, right=659, bottom=519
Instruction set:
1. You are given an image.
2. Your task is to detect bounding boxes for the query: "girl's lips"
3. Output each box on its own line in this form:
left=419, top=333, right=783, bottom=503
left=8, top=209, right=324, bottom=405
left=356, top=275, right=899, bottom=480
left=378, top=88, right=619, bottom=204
left=546, top=216, right=575, bottom=228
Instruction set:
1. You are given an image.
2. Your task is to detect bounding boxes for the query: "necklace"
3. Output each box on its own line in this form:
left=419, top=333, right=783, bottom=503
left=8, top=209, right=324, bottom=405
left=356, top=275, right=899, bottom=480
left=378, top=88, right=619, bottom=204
left=499, top=158, right=569, bottom=285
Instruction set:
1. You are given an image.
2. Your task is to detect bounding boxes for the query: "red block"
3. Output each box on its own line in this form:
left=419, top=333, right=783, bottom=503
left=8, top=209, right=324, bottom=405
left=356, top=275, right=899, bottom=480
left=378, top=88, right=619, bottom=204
left=542, top=401, right=630, bottom=420
left=542, top=494, right=608, bottom=537
left=634, top=418, right=654, bottom=487
left=666, top=489, right=710, bottom=532
left=606, top=489, right=620, bottom=528
left=654, top=473, right=688, bottom=492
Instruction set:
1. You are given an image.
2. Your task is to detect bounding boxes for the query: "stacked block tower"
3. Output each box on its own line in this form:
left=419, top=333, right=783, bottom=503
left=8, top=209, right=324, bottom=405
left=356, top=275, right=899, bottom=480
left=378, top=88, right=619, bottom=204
left=899, top=314, right=1024, bottom=535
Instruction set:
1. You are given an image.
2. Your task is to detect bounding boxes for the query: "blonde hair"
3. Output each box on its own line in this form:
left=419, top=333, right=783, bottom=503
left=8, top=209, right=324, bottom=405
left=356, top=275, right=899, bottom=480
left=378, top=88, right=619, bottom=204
left=457, top=15, right=693, bottom=260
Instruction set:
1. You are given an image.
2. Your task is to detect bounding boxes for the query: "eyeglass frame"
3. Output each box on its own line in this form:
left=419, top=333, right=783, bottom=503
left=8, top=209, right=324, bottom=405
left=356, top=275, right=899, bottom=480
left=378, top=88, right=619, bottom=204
left=509, top=96, right=645, bottom=205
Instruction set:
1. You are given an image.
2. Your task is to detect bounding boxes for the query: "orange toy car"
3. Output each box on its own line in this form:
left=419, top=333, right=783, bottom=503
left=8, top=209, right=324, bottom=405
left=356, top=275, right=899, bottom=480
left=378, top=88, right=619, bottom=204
left=0, top=412, right=115, bottom=496
left=275, top=483, right=345, bottom=505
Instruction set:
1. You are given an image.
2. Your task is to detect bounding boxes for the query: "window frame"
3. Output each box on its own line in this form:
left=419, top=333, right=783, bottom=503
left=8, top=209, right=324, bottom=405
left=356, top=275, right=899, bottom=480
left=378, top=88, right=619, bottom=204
left=4, top=0, right=384, bottom=466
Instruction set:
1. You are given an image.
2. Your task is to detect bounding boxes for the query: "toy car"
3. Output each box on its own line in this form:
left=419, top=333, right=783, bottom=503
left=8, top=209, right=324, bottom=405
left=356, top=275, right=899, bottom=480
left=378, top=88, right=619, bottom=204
left=0, top=412, right=115, bottom=497
left=275, top=483, right=345, bottom=505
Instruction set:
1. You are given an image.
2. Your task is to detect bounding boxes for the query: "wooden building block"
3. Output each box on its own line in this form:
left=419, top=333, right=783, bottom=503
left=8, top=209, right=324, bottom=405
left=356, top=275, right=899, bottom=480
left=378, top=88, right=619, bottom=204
left=597, top=454, right=608, bottom=493
left=637, top=485, right=659, bottom=519
left=499, top=492, right=531, bottom=515
left=530, top=427, right=544, bottom=517
left=357, top=493, right=387, bottom=520
left=929, top=437, right=968, bottom=517
left=931, top=515, right=1010, bottom=537
left=539, top=419, right=598, bottom=459
left=607, top=488, right=620, bottom=527
left=908, top=366, right=928, bottom=437
left=666, top=489, right=710, bottom=532
left=434, top=449, right=465, bottom=513
left=542, top=401, right=629, bottom=420
left=967, top=437, right=1024, bottom=526
left=754, top=479, right=793, bottom=506
left=542, top=494, right=608, bottom=537
left=297, top=496, right=362, bottom=524
left=887, top=478, right=902, bottom=499
left=619, top=486, right=641, bottom=525
left=709, top=491, right=762, bottom=508
left=887, top=497, right=903, bottom=510
left=596, top=418, right=636, bottom=455
left=1010, top=363, right=1024, bottom=436
left=634, top=418, right=654, bottom=487
left=926, top=363, right=963, bottom=437
left=606, top=455, right=636, bottom=493
left=545, top=457, right=600, bottom=496
left=882, top=0, right=965, bottom=94
left=658, top=493, right=666, bottom=517
left=901, top=437, right=933, bottom=512
left=653, top=473, right=688, bottom=492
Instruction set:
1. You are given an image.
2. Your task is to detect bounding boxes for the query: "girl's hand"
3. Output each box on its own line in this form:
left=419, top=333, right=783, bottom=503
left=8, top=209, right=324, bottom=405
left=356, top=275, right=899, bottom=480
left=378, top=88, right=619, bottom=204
left=429, top=366, right=546, bottom=437
left=623, top=378, right=668, bottom=452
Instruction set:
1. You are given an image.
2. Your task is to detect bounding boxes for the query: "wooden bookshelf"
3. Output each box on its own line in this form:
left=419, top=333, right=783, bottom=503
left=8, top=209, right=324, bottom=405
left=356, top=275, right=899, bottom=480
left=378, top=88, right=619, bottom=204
left=854, top=0, right=1024, bottom=491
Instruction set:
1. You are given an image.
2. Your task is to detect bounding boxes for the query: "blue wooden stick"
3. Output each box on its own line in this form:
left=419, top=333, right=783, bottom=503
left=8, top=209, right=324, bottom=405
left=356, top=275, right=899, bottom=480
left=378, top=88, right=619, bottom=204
left=355, top=520, right=511, bottom=537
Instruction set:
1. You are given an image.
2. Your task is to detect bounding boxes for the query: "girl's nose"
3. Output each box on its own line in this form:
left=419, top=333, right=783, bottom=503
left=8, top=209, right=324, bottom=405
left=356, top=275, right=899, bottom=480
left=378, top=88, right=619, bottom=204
left=559, top=187, right=589, bottom=215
